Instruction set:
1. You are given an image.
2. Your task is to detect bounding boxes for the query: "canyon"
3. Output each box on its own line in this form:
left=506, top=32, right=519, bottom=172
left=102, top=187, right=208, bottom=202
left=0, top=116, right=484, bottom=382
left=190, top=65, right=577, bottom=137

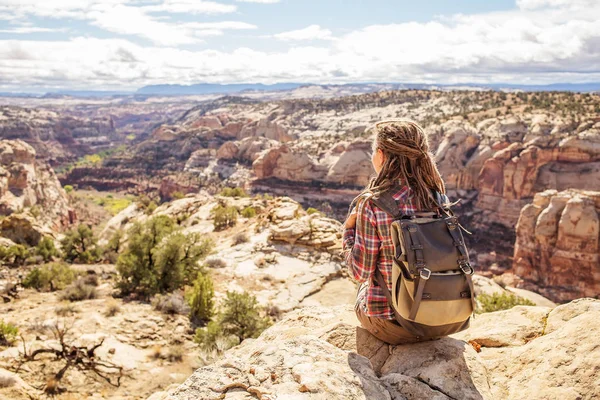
left=0, top=87, right=598, bottom=399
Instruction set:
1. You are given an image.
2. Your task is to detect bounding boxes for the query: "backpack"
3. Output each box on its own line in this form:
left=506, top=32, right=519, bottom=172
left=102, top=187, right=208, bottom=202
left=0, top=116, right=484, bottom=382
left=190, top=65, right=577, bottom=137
left=367, top=187, right=476, bottom=339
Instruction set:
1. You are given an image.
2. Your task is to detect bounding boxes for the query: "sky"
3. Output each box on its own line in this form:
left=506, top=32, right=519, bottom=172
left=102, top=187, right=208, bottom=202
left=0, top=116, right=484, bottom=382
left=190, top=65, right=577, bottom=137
left=0, top=0, right=599, bottom=91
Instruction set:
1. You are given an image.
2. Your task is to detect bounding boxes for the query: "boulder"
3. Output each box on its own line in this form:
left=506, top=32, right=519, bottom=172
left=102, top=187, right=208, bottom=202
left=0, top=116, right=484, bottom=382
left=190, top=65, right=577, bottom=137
left=512, top=189, right=600, bottom=302
left=167, top=299, right=600, bottom=400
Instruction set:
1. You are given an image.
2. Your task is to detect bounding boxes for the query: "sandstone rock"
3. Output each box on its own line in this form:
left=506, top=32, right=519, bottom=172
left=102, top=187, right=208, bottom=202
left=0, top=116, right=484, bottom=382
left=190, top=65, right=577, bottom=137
left=0, top=140, right=73, bottom=244
left=477, top=128, right=600, bottom=227
left=252, top=145, right=328, bottom=182
left=217, top=141, right=240, bottom=160
left=168, top=299, right=600, bottom=400
left=325, top=139, right=373, bottom=187
left=512, top=189, right=600, bottom=302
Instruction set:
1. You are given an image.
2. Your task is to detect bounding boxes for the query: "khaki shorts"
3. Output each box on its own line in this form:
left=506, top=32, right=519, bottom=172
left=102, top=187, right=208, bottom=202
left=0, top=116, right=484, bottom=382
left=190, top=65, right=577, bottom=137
left=354, top=301, right=420, bottom=345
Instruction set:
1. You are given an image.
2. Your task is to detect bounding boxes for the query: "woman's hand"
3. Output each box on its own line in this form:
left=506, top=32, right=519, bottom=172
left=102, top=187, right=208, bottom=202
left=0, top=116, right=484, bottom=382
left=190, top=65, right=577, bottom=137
left=345, top=206, right=358, bottom=229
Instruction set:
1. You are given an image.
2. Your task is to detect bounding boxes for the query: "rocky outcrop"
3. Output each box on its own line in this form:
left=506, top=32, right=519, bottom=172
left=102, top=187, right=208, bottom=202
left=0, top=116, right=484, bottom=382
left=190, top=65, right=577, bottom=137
left=0, top=140, right=73, bottom=244
left=166, top=298, right=600, bottom=400
left=512, top=189, right=600, bottom=302
left=476, top=126, right=600, bottom=226
left=0, top=105, right=117, bottom=163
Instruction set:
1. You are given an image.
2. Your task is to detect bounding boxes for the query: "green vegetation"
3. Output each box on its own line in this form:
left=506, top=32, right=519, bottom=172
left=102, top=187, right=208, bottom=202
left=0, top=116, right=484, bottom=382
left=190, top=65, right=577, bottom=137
left=476, top=292, right=535, bottom=313
left=172, top=191, right=185, bottom=200
left=194, top=291, right=271, bottom=354
left=306, top=207, right=320, bottom=215
left=219, top=187, right=248, bottom=197
left=211, top=205, right=238, bottom=230
left=22, top=262, right=76, bottom=292
left=63, top=185, right=74, bottom=194
left=0, top=244, right=30, bottom=267
left=186, top=273, right=214, bottom=325
left=0, top=320, right=18, bottom=346
left=116, top=216, right=214, bottom=298
left=36, top=237, right=59, bottom=262
left=93, top=196, right=132, bottom=215
left=241, top=206, right=256, bottom=218
left=232, top=232, right=249, bottom=245
left=61, top=224, right=101, bottom=264
left=60, top=278, right=97, bottom=302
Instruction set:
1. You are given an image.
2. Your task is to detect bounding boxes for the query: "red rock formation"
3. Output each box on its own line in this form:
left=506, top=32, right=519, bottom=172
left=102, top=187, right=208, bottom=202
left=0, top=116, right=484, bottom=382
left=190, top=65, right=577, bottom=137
left=512, top=189, right=600, bottom=302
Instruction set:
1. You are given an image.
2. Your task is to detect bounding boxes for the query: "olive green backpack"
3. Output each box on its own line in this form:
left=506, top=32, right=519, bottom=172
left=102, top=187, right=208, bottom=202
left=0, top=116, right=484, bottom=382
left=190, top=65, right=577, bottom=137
left=369, top=188, right=476, bottom=339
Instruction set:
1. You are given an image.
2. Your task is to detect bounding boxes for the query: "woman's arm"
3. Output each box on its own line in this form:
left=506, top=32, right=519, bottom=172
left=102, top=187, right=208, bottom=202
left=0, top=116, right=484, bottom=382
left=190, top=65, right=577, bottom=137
left=342, top=199, right=380, bottom=283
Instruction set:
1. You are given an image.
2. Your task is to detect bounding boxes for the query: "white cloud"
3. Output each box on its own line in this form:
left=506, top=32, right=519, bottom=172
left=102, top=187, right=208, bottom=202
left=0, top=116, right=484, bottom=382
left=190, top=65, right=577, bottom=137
left=143, top=0, right=236, bottom=14
left=0, top=0, right=599, bottom=89
left=236, top=0, right=280, bottom=3
left=517, top=0, right=596, bottom=10
left=273, top=25, right=333, bottom=41
left=0, top=27, right=66, bottom=33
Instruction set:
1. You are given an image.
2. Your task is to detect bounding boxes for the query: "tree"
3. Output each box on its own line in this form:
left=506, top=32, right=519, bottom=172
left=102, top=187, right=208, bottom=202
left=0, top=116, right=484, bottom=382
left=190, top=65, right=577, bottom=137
left=116, top=216, right=213, bottom=298
left=61, top=225, right=101, bottom=263
left=186, top=272, right=214, bottom=326
left=0, top=245, right=30, bottom=267
left=219, top=291, right=271, bottom=343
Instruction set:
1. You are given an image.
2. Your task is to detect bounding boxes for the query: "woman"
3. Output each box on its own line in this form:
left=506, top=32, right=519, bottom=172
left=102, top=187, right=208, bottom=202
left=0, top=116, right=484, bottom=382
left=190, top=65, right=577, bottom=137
left=342, top=119, right=448, bottom=345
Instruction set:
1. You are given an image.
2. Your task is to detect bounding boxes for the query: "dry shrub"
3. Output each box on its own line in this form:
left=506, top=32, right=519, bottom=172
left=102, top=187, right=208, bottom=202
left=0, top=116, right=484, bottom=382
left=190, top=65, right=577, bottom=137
left=0, top=373, right=16, bottom=388
left=60, top=278, right=97, bottom=302
left=166, top=345, right=184, bottom=362
left=104, top=299, right=121, bottom=317
left=152, top=292, right=189, bottom=315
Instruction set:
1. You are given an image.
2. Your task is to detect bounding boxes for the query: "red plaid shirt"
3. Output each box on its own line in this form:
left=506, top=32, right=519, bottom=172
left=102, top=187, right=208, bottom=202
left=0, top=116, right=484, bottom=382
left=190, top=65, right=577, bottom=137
left=343, top=185, right=418, bottom=320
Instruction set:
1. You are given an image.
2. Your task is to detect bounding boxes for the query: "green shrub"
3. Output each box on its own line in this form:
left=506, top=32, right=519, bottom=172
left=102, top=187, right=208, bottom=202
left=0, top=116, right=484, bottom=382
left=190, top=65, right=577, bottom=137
left=0, top=320, right=18, bottom=346
left=232, top=232, right=249, bottom=245
left=219, top=291, right=272, bottom=342
left=36, top=237, right=59, bottom=262
left=241, top=206, right=256, bottom=218
left=63, top=185, right=74, bottom=194
left=61, top=225, right=101, bottom=264
left=219, top=187, right=247, bottom=197
left=194, top=291, right=271, bottom=353
left=116, top=216, right=213, bottom=298
left=306, top=207, right=320, bottom=215
left=186, top=273, right=214, bottom=326
left=152, top=292, right=189, bottom=315
left=172, top=191, right=185, bottom=200
left=212, top=205, right=238, bottom=230
left=146, top=201, right=158, bottom=215
left=60, top=278, right=97, bottom=301
left=22, top=262, right=76, bottom=291
left=0, top=245, right=30, bottom=267
left=476, top=292, right=535, bottom=313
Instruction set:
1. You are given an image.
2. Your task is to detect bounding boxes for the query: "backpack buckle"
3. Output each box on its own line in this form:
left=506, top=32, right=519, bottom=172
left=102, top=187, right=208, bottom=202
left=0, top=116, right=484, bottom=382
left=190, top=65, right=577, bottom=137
left=419, top=268, right=431, bottom=280
left=459, top=262, right=474, bottom=275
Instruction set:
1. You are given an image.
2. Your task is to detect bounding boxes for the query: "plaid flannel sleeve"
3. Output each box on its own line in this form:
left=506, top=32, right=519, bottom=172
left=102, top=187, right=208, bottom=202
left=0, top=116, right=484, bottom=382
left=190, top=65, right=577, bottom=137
left=342, top=200, right=380, bottom=283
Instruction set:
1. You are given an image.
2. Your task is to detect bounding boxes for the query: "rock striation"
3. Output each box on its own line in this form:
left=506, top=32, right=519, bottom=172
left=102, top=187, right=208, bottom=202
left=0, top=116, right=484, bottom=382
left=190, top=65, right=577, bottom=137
left=0, top=140, right=73, bottom=244
left=512, top=189, right=600, bottom=302
left=164, top=298, right=600, bottom=400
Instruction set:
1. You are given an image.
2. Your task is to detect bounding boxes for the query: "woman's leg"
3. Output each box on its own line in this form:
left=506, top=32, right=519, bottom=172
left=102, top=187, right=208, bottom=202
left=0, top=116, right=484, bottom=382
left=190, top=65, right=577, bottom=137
left=355, top=302, right=420, bottom=345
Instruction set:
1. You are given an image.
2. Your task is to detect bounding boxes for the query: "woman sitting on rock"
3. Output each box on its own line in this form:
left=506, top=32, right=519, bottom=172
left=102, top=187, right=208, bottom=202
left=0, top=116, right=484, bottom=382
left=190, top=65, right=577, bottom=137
left=342, top=119, right=452, bottom=345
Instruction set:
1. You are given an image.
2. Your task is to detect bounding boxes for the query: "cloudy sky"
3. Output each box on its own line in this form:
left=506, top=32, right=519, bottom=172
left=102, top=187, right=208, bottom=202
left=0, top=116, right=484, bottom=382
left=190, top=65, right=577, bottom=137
left=0, top=0, right=599, bottom=91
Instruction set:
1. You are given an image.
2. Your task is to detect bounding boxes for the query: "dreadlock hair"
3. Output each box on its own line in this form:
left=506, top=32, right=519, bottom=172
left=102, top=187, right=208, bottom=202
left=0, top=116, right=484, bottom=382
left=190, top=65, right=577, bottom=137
left=350, top=119, right=446, bottom=213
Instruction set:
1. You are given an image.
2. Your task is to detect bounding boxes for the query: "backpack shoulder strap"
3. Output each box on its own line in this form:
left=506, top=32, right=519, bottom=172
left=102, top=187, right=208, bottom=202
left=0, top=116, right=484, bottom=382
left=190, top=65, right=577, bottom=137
left=370, top=187, right=403, bottom=219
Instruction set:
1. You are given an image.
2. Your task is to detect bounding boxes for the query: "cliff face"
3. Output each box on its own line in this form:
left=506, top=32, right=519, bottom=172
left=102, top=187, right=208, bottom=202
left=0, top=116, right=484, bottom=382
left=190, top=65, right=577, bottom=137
left=0, top=106, right=118, bottom=164
left=0, top=140, right=73, bottom=244
left=512, top=189, right=600, bottom=302
left=162, top=299, right=600, bottom=400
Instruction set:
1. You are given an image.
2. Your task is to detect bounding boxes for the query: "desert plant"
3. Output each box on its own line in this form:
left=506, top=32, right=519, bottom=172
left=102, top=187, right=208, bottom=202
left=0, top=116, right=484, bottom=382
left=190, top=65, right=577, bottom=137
left=172, top=191, right=185, bottom=200
left=306, top=207, right=320, bottom=215
left=0, top=320, right=18, bottom=346
left=212, top=205, right=238, bottom=230
left=232, top=232, right=249, bottom=245
left=60, top=278, right=97, bottom=302
left=22, top=262, right=76, bottom=292
left=63, top=185, right=74, bottom=194
left=476, top=292, right=535, bottom=313
left=219, top=291, right=272, bottom=343
left=104, top=299, right=121, bottom=317
left=241, top=206, right=256, bottom=218
left=55, top=302, right=79, bottom=316
left=152, top=292, right=190, bottom=315
left=204, top=258, right=227, bottom=269
left=219, top=187, right=247, bottom=197
left=0, top=244, right=31, bottom=267
left=186, top=273, right=214, bottom=326
left=61, top=224, right=101, bottom=264
left=36, top=237, right=59, bottom=262
left=0, top=373, right=16, bottom=388
left=166, top=345, right=184, bottom=362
